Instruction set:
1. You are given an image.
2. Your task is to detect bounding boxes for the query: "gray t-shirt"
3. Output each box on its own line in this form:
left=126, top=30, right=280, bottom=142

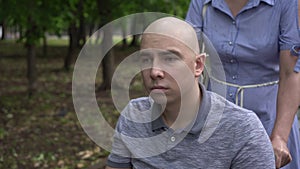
left=107, top=86, right=275, bottom=169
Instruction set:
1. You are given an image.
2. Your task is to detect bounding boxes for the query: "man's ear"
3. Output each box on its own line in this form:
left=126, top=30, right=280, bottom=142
left=195, top=53, right=206, bottom=77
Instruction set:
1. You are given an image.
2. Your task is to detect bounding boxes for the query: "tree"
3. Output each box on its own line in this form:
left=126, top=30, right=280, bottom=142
left=0, top=0, right=190, bottom=94
left=0, top=0, right=65, bottom=95
left=63, top=0, right=100, bottom=71
left=97, top=0, right=117, bottom=90
left=0, top=0, right=13, bottom=41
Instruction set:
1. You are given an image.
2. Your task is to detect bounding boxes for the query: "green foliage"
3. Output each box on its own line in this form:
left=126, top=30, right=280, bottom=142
left=0, top=0, right=190, bottom=45
left=0, top=1, right=191, bottom=167
left=115, top=0, right=190, bottom=18
left=0, top=0, right=63, bottom=45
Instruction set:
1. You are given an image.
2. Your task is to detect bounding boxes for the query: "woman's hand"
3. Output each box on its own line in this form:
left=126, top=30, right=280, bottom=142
left=271, top=135, right=292, bottom=168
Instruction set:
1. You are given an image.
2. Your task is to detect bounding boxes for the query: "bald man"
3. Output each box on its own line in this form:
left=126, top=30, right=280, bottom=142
left=105, top=17, right=275, bottom=169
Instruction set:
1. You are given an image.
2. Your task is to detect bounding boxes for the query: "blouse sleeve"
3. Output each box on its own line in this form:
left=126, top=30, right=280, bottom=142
left=185, top=0, right=204, bottom=32
left=291, top=44, right=300, bottom=72
left=279, top=0, right=300, bottom=50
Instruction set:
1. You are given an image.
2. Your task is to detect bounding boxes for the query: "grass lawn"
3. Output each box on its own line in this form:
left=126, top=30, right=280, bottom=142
left=0, top=39, right=143, bottom=169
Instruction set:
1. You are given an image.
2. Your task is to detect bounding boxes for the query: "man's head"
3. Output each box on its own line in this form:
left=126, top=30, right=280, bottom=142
left=139, top=17, right=205, bottom=105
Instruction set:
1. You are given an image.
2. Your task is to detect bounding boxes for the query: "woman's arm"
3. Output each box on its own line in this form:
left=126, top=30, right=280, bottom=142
left=271, top=50, right=300, bottom=168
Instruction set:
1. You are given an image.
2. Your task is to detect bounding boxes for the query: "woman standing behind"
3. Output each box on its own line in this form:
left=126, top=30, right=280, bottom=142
left=186, top=0, right=300, bottom=168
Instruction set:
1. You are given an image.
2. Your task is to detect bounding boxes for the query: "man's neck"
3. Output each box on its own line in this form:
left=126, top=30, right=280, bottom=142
left=162, top=83, right=202, bottom=129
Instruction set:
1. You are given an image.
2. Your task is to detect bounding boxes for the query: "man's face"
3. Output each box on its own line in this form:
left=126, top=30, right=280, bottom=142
left=140, top=34, right=201, bottom=105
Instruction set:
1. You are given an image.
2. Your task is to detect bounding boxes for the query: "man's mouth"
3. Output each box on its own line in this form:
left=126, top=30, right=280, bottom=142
left=150, top=86, right=168, bottom=92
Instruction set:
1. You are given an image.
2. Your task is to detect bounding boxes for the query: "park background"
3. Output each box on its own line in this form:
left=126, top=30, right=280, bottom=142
left=0, top=1, right=299, bottom=169
left=0, top=1, right=190, bottom=168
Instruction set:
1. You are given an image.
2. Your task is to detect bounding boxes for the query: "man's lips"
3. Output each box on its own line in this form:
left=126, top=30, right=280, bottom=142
left=150, top=86, right=168, bottom=92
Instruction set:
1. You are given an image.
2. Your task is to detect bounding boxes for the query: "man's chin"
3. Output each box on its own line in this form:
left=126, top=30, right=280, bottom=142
left=149, top=93, right=168, bottom=105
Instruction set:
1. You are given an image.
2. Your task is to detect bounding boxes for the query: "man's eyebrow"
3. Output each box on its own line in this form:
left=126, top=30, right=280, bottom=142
left=139, top=49, right=183, bottom=58
left=139, top=50, right=152, bottom=56
left=162, top=49, right=183, bottom=59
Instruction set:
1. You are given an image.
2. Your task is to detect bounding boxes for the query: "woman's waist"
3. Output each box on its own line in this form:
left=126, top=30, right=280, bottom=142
left=211, top=73, right=279, bottom=86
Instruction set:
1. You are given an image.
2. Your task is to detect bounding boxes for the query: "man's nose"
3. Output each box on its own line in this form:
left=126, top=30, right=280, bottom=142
left=150, top=59, right=164, bottom=79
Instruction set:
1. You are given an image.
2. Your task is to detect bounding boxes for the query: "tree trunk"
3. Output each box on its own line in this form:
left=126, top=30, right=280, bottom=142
left=121, top=26, right=127, bottom=48
left=130, top=35, right=138, bottom=47
left=77, top=0, right=86, bottom=48
left=25, top=15, right=38, bottom=97
left=122, top=38, right=127, bottom=48
left=27, top=44, right=37, bottom=97
left=129, top=15, right=139, bottom=47
left=97, top=0, right=115, bottom=90
left=64, top=23, right=78, bottom=71
left=99, top=26, right=114, bottom=90
left=95, top=24, right=102, bottom=44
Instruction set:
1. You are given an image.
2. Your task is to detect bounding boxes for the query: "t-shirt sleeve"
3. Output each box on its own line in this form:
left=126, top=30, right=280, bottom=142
left=106, top=115, right=132, bottom=168
left=230, top=113, right=275, bottom=169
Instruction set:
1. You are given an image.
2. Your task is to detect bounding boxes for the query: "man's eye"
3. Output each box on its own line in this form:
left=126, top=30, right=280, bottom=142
left=164, top=55, right=179, bottom=62
left=141, top=58, right=151, bottom=63
left=140, top=57, right=152, bottom=66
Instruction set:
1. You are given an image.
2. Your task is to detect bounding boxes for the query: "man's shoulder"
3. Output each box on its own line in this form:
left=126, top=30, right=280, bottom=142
left=115, top=97, right=159, bottom=140
left=206, top=91, right=263, bottom=129
left=128, top=97, right=152, bottom=110
left=117, top=97, right=153, bottom=130
left=119, top=97, right=152, bottom=118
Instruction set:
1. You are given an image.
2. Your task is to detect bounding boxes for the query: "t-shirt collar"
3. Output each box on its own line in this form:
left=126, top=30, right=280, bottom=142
left=151, top=83, right=211, bottom=135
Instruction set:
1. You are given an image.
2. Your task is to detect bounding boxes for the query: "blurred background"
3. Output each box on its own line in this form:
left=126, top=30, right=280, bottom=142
left=0, top=0, right=189, bottom=168
left=0, top=1, right=299, bottom=169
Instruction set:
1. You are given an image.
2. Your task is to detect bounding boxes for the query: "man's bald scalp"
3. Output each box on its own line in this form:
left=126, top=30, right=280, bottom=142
left=143, top=17, right=200, bottom=54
